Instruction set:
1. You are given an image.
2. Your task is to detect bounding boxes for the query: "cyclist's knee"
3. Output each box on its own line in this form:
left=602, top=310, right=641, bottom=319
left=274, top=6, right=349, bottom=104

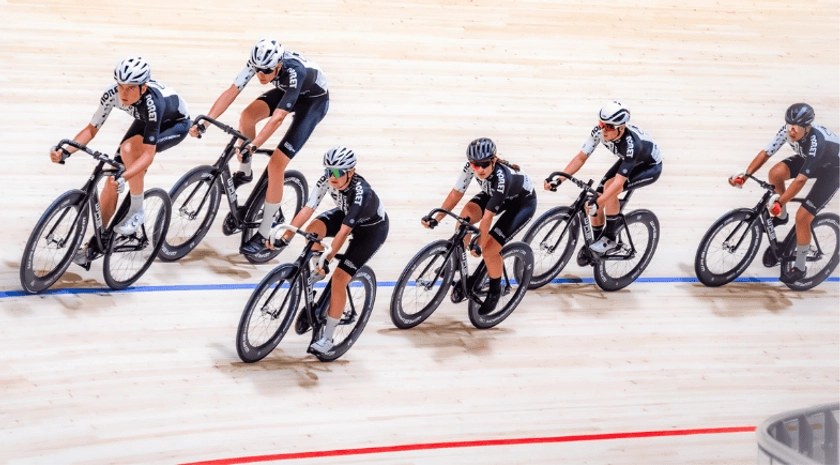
left=768, top=163, right=790, bottom=184
left=796, top=205, right=815, bottom=223
left=331, top=267, right=352, bottom=286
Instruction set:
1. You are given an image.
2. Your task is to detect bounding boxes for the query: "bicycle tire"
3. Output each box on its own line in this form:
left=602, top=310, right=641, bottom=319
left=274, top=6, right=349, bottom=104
left=594, top=209, right=660, bottom=291
left=389, top=240, right=456, bottom=329
left=236, top=264, right=302, bottom=362
left=521, top=206, right=579, bottom=289
left=694, top=208, right=762, bottom=287
left=313, top=265, right=377, bottom=362
left=242, top=169, right=308, bottom=264
left=20, top=190, right=89, bottom=294
left=159, top=165, right=222, bottom=261
left=780, top=213, right=840, bottom=291
left=467, top=241, right=533, bottom=329
left=103, top=188, right=171, bottom=290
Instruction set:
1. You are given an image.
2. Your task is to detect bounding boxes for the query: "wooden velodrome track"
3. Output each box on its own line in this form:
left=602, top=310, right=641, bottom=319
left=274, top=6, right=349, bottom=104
left=1, top=0, right=838, bottom=463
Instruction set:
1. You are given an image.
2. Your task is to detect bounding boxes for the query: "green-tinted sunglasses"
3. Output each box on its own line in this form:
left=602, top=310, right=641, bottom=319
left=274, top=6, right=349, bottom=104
left=326, top=168, right=347, bottom=178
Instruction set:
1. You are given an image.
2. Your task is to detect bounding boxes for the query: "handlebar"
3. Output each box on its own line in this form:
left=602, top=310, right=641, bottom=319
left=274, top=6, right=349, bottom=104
left=422, top=208, right=481, bottom=234
left=269, top=224, right=332, bottom=270
left=545, top=171, right=596, bottom=194
left=53, top=140, right=124, bottom=175
left=743, top=173, right=776, bottom=192
left=193, top=114, right=269, bottom=162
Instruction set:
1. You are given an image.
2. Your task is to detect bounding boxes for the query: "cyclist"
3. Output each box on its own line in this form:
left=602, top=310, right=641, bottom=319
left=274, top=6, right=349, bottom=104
left=49, top=56, right=190, bottom=264
left=423, top=138, right=537, bottom=316
left=728, top=103, right=840, bottom=283
left=546, top=101, right=662, bottom=256
left=272, top=146, right=388, bottom=355
left=189, top=38, right=329, bottom=256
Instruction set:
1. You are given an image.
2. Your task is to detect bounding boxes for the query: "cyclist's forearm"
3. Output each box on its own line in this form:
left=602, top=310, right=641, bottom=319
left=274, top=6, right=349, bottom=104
left=285, top=207, right=315, bottom=240
left=478, top=211, right=495, bottom=247
left=328, top=225, right=353, bottom=261
left=745, top=151, right=770, bottom=176
left=562, top=152, right=587, bottom=178
left=252, top=110, right=287, bottom=147
left=68, top=124, right=98, bottom=153
left=204, top=85, right=240, bottom=121
left=600, top=173, right=626, bottom=201
left=121, top=145, right=156, bottom=180
left=438, top=189, right=463, bottom=220
left=778, top=175, right=807, bottom=204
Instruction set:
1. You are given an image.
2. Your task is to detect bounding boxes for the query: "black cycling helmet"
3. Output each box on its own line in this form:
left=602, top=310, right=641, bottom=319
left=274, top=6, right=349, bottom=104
left=466, top=138, right=497, bottom=161
left=785, top=103, right=815, bottom=127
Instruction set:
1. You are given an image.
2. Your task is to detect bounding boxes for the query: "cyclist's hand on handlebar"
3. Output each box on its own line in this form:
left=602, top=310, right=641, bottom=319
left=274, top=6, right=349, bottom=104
left=586, top=194, right=599, bottom=216
left=314, top=259, right=331, bottom=278
left=421, top=216, right=439, bottom=229
left=237, top=144, right=255, bottom=163
left=189, top=123, right=207, bottom=138
left=114, top=175, right=126, bottom=194
left=728, top=171, right=746, bottom=188
left=469, top=242, right=482, bottom=257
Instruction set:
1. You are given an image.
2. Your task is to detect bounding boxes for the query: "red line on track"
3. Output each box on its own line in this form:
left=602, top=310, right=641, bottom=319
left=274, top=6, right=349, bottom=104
left=181, top=425, right=756, bottom=465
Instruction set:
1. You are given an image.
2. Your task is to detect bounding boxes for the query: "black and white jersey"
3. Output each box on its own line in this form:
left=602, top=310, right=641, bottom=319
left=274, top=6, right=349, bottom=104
left=234, top=51, right=328, bottom=112
left=306, top=174, right=385, bottom=228
left=90, top=80, right=189, bottom=145
left=454, top=162, right=535, bottom=214
left=764, top=124, right=840, bottom=177
left=581, top=124, right=662, bottom=178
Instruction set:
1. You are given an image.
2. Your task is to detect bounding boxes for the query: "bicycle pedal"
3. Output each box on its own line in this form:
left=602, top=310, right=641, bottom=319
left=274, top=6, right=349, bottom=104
left=295, top=311, right=311, bottom=335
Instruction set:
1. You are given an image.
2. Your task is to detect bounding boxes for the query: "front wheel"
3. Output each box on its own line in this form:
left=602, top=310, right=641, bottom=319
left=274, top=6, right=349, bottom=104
left=694, top=208, right=762, bottom=287
left=780, top=213, right=840, bottom=291
left=20, top=190, right=89, bottom=294
left=594, top=209, right=660, bottom=291
left=242, top=170, right=308, bottom=264
left=468, top=241, right=533, bottom=329
left=103, top=188, right=171, bottom=290
left=521, top=206, right=579, bottom=289
left=313, top=266, right=377, bottom=362
left=159, top=165, right=221, bottom=261
left=236, top=264, right=302, bottom=363
left=389, top=240, right=456, bottom=329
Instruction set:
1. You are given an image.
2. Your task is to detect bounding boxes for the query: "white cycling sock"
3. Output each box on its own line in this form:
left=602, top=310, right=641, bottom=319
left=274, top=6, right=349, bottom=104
left=128, top=193, right=144, bottom=216
left=258, top=202, right=281, bottom=237
left=795, top=244, right=809, bottom=270
left=323, top=316, right=340, bottom=340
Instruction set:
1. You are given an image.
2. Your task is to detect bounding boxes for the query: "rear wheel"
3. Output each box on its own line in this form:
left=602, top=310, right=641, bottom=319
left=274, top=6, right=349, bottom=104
left=468, top=241, right=533, bottom=329
left=159, top=165, right=221, bottom=261
left=521, top=206, right=578, bottom=289
left=236, top=264, right=302, bottom=363
left=313, top=266, right=377, bottom=362
left=780, top=213, right=840, bottom=291
left=103, top=188, right=171, bottom=289
left=694, top=208, right=762, bottom=287
left=242, top=170, right=308, bottom=264
left=20, top=190, right=88, bottom=294
left=594, top=209, right=659, bottom=291
left=389, top=240, right=456, bottom=329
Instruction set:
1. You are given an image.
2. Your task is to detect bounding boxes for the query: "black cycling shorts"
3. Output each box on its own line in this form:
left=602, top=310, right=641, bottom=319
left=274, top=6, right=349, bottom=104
left=468, top=192, right=537, bottom=245
left=116, top=118, right=191, bottom=163
left=256, top=89, right=329, bottom=160
left=314, top=209, right=389, bottom=276
left=597, top=160, right=662, bottom=193
left=781, top=156, right=840, bottom=215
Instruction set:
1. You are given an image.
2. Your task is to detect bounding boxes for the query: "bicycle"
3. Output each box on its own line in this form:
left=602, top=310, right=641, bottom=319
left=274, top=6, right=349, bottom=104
left=389, top=207, right=534, bottom=330
left=236, top=224, right=376, bottom=363
left=522, top=171, right=660, bottom=292
left=20, top=140, right=171, bottom=294
left=694, top=174, right=839, bottom=291
left=159, top=115, right=308, bottom=264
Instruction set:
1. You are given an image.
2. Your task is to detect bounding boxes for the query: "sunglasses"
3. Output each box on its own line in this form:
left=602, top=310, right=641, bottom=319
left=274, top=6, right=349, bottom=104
left=256, top=66, right=275, bottom=75
left=325, top=168, right=347, bottom=178
left=598, top=121, right=618, bottom=131
left=470, top=160, right=493, bottom=169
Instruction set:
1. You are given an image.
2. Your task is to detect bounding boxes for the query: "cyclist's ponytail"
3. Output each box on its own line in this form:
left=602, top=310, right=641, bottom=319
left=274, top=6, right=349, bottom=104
left=495, top=157, right=520, bottom=172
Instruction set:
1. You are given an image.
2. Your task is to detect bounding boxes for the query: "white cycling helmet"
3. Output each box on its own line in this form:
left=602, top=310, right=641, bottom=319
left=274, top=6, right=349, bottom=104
left=323, top=146, right=357, bottom=170
left=250, top=39, right=285, bottom=70
left=114, top=56, right=150, bottom=85
left=598, top=100, right=631, bottom=126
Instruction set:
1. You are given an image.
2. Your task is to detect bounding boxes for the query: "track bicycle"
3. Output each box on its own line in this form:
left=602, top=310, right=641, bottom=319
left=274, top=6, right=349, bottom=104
left=236, top=224, right=376, bottom=363
left=20, top=140, right=171, bottom=294
left=694, top=174, right=839, bottom=291
left=522, top=171, right=660, bottom=291
left=159, top=115, right=308, bottom=264
left=389, top=207, right=533, bottom=330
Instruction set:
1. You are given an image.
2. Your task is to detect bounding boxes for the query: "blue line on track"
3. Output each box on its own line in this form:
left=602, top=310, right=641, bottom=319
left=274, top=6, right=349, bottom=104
left=3, top=276, right=837, bottom=299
